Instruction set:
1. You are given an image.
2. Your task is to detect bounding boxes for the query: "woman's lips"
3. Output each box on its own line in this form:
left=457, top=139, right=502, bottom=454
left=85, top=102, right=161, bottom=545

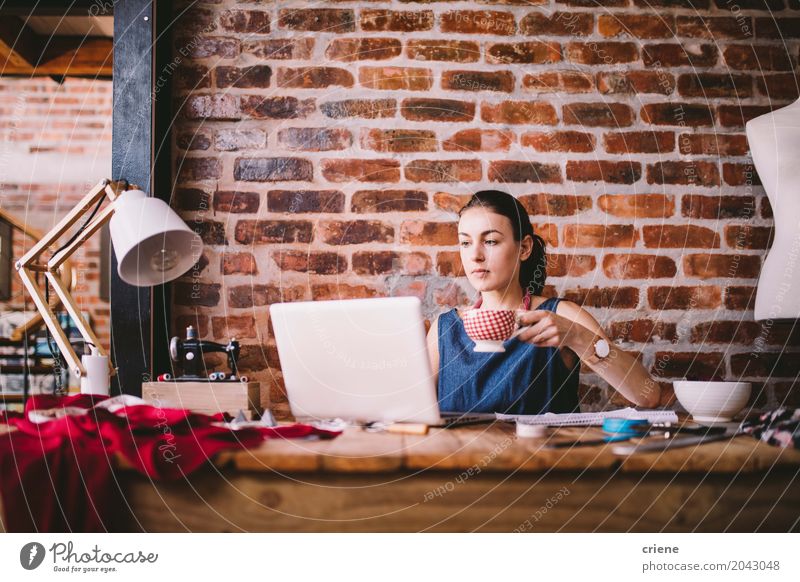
left=472, top=269, right=489, bottom=278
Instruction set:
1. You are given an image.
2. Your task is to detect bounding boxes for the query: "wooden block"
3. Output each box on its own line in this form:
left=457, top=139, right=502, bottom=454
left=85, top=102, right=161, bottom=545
left=142, top=381, right=263, bottom=417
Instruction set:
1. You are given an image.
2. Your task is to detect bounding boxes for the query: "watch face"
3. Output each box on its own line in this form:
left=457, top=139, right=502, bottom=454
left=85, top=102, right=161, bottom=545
left=595, top=339, right=610, bottom=358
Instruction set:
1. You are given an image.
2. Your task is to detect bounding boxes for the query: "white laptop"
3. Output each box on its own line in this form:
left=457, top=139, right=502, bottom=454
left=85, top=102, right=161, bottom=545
left=270, top=296, right=492, bottom=425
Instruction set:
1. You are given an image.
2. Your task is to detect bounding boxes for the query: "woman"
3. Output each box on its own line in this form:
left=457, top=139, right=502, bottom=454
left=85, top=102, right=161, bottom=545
left=427, top=190, right=661, bottom=414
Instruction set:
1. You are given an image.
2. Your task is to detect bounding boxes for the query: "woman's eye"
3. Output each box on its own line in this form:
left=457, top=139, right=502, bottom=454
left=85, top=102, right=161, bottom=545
left=485, top=240, right=497, bottom=245
left=459, top=241, right=470, bottom=247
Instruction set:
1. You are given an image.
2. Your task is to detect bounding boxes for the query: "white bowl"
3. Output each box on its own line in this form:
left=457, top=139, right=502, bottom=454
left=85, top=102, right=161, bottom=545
left=672, top=381, right=752, bottom=423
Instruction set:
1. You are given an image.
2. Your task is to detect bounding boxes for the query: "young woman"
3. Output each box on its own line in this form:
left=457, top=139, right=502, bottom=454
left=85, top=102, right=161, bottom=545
left=427, top=190, right=661, bottom=414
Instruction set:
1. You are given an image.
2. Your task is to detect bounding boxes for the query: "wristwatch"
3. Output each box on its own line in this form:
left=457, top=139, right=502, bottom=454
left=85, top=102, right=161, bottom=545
left=585, top=337, right=610, bottom=365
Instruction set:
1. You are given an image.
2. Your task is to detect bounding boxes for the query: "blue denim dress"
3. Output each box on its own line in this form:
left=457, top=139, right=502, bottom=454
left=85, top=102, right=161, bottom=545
left=437, top=297, right=580, bottom=415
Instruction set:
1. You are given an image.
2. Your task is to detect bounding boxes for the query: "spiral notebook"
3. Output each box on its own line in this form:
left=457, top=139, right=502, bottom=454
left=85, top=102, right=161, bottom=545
left=495, top=407, right=679, bottom=426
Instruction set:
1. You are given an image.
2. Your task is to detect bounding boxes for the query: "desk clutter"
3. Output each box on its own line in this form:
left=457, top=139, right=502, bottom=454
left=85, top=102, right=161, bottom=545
left=0, top=394, right=341, bottom=532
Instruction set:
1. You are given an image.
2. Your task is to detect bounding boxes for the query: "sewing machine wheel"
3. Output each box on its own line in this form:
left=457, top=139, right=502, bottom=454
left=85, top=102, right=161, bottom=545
left=169, top=336, right=180, bottom=362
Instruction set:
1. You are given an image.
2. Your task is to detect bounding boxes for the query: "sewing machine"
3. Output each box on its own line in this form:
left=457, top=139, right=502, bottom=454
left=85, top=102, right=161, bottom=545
left=169, top=325, right=240, bottom=379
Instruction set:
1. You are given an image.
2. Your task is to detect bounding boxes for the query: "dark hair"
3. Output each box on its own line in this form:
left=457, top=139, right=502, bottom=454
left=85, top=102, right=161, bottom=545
left=458, top=190, right=547, bottom=296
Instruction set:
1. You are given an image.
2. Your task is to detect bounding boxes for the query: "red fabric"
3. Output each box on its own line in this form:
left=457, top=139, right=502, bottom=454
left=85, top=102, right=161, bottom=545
left=0, top=395, right=340, bottom=532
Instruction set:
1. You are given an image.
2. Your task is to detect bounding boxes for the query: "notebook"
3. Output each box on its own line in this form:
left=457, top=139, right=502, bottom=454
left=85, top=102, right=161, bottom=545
left=495, top=407, right=679, bottom=426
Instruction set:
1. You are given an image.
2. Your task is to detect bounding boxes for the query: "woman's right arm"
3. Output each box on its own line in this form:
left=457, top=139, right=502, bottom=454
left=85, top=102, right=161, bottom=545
left=426, top=315, right=440, bottom=387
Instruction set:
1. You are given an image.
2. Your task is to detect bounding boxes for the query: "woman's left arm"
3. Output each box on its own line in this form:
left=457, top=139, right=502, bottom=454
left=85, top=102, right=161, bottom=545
left=516, top=303, right=662, bottom=408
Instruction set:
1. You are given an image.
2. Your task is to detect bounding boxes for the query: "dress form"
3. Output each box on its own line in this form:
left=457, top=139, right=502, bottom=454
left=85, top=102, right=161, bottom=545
left=745, top=98, right=800, bottom=320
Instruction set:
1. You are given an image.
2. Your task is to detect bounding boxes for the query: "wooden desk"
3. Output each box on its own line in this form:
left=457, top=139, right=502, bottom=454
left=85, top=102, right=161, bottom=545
left=117, top=422, right=800, bottom=532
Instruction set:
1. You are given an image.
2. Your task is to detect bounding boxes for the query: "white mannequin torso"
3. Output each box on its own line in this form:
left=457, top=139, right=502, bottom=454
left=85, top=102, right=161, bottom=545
left=746, top=99, right=800, bottom=320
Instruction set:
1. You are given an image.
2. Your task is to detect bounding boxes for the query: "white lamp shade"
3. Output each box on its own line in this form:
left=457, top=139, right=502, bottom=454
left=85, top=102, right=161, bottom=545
left=109, top=189, right=203, bottom=286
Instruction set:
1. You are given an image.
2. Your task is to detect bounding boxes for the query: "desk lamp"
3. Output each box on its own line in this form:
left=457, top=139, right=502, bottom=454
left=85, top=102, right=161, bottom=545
left=15, top=179, right=203, bottom=383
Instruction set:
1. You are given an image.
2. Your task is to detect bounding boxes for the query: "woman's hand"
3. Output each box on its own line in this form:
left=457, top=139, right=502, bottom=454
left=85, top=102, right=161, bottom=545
left=514, top=310, right=576, bottom=348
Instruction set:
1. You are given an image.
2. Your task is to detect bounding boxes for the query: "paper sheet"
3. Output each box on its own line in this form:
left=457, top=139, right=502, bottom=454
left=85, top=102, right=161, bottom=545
left=496, top=407, right=679, bottom=426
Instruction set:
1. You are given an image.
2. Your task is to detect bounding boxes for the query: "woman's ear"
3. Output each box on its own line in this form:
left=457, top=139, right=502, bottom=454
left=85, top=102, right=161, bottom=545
left=520, top=234, right=534, bottom=262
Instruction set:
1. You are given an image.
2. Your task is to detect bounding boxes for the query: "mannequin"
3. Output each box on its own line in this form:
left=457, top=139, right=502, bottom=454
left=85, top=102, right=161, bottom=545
left=746, top=99, right=800, bottom=320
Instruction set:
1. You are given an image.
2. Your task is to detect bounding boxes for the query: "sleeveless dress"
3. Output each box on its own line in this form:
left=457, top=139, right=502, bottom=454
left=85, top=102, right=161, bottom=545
left=437, top=297, right=581, bottom=415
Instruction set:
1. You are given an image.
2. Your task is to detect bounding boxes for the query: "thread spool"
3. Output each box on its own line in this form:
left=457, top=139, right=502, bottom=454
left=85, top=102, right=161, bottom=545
left=216, top=372, right=227, bottom=381
left=157, top=373, right=172, bottom=382
left=80, top=345, right=110, bottom=396
left=516, top=422, right=548, bottom=438
left=239, top=375, right=249, bottom=383
left=209, top=372, right=219, bottom=381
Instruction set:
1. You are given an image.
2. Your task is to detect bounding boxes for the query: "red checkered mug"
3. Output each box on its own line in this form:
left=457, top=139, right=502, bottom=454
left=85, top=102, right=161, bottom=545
left=462, top=308, right=525, bottom=352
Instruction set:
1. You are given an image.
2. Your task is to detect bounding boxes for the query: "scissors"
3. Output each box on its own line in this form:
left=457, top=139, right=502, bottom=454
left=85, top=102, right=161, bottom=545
left=544, top=418, right=727, bottom=449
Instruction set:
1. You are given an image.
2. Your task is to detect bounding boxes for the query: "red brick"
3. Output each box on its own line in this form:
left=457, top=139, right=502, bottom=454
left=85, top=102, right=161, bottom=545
left=311, top=284, right=381, bottom=301
left=267, top=190, right=345, bottom=213
left=733, top=352, right=800, bottom=379
left=175, top=64, right=211, bottom=90
left=562, top=286, right=640, bottom=308
left=522, top=131, right=595, bottom=153
left=325, top=38, right=402, bottom=62
left=360, top=67, right=433, bottom=91
left=272, top=250, right=347, bottom=274
left=406, top=40, right=480, bottom=62
left=221, top=252, right=257, bottom=275
left=400, top=221, right=458, bottom=246
left=194, top=221, right=226, bottom=245
left=522, top=71, right=594, bottom=93
left=678, top=73, right=752, bottom=98
left=241, top=96, right=315, bottom=119
left=183, top=95, right=240, bottom=120
left=681, top=195, right=756, bottom=219
left=564, top=224, right=637, bottom=248
left=691, top=321, right=762, bottom=345
left=175, top=188, right=211, bottom=212
left=361, top=10, right=434, bottom=32
left=406, top=159, right=482, bottom=183
left=683, top=254, right=761, bottom=279
left=717, top=105, right=774, bottom=129
left=177, top=157, right=221, bottom=181
left=610, top=320, right=677, bottom=343
left=320, top=99, right=396, bottom=119
left=642, top=43, right=718, bottom=67
left=533, top=224, right=559, bottom=248
left=678, top=133, right=749, bottom=156
left=723, top=163, right=761, bottom=187
left=598, top=71, right=675, bottom=95
left=647, top=161, right=720, bottom=187
left=436, top=251, right=465, bottom=277
left=519, top=193, right=592, bottom=216
left=563, top=103, right=634, bottom=127
left=234, top=157, right=313, bottom=182
left=603, top=131, right=675, bottom=154
left=212, top=315, right=256, bottom=340
left=176, top=132, right=210, bottom=151
left=352, top=251, right=432, bottom=275
left=442, top=70, right=514, bottom=93
left=724, top=45, right=793, bottom=71
left=648, top=286, right=721, bottom=309
left=443, top=129, right=514, bottom=152
left=754, top=17, right=800, bottom=39
left=565, top=42, right=638, bottom=64
left=278, top=9, right=355, bottom=32
left=546, top=254, right=596, bottom=277
left=520, top=12, right=593, bottom=36
left=486, top=41, right=561, bottom=64
left=220, top=10, right=270, bottom=33
left=440, top=10, right=516, bottom=35
left=433, top=192, right=471, bottom=213
left=598, top=194, right=674, bottom=218
left=213, top=191, right=260, bottom=214
left=229, top=284, right=305, bottom=308
left=651, top=352, right=725, bottom=381
left=725, top=225, right=773, bottom=250
left=351, top=190, right=428, bottom=213
left=321, top=159, right=401, bottom=183
left=174, top=283, right=221, bottom=308
left=362, top=129, right=437, bottom=153
left=401, top=98, right=475, bottom=122
left=242, top=38, right=314, bottom=60
left=603, top=254, right=677, bottom=279
left=215, top=66, right=272, bottom=89
left=725, top=286, right=756, bottom=310
left=676, top=16, right=753, bottom=40
left=758, top=73, right=800, bottom=99
left=278, top=67, right=354, bottom=89
left=214, top=129, right=266, bottom=152
left=319, top=220, right=394, bottom=245
left=175, top=314, right=208, bottom=339
left=489, top=160, right=561, bottom=184
left=234, top=220, right=313, bottom=244
left=179, top=36, right=240, bottom=59
left=481, top=101, right=557, bottom=125
left=641, top=103, right=714, bottom=126
left=277, top=127, right=351, bottom=151
left=566, top=160, right=642, bottom=184
left=642, top=225, right=720, bottom=248
left=599, top=14, right=675, bottom=38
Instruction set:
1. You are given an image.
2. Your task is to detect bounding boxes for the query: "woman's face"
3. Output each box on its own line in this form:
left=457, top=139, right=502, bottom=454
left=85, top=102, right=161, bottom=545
left=458, top=207, right=532, bottom=294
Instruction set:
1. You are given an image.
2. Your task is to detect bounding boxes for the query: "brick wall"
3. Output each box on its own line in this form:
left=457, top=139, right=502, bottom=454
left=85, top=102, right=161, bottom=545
left=170, top=0, right=800, bottom=418
left=0, top=77, right=113, bottom=351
